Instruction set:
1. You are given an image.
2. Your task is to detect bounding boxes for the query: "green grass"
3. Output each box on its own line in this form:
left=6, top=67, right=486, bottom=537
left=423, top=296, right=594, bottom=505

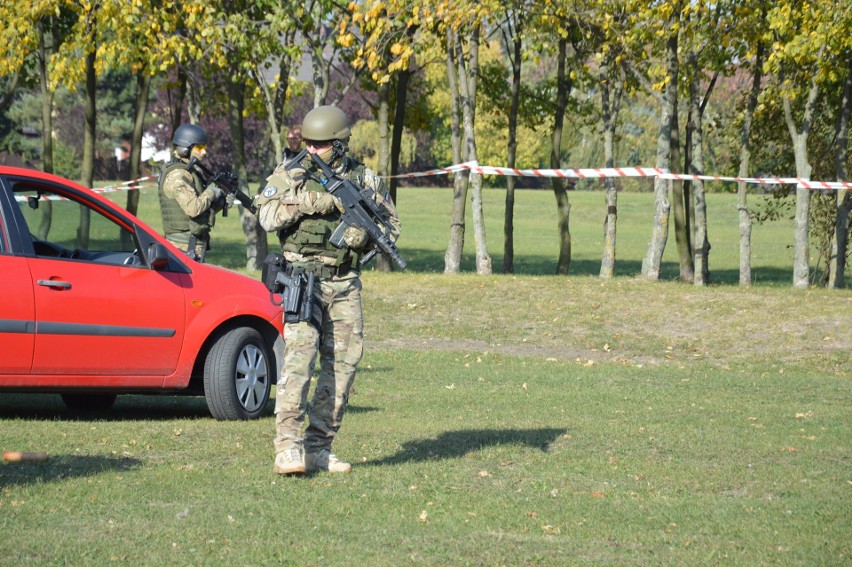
left=112, top=183, right=805, bottom=284
left=1, top=185, right=849, bottom=565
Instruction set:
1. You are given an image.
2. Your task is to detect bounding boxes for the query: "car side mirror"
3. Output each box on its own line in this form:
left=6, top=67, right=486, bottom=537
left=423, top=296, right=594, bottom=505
left=147, top=243, right=170, bottom=270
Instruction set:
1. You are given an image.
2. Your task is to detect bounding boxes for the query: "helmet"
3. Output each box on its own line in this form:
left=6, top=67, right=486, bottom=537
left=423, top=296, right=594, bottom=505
left=301, top=106, right=350, bottom=142
left=172, top=124, right=208, bottom=148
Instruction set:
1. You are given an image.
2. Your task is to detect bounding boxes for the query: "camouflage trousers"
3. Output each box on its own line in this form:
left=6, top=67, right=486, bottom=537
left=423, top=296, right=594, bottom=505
left=165, top=235, right=208, bottom=262
left=273, top=273, right=364, bottom=455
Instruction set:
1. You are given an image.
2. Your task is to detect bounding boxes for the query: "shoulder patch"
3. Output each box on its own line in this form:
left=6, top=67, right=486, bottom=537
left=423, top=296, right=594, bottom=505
left=262, top=186, right=278, bottom=198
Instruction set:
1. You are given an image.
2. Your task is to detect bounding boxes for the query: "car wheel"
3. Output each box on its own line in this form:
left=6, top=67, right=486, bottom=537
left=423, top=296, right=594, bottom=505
left=60, top=393, right=118, bottom=412
left=203, top=327, right=272, bottom=420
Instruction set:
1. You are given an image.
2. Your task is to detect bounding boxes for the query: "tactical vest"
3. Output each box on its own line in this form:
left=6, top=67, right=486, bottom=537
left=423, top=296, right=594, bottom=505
left=279, top=156, right=366, bottom=270
left=158, top=160, right=214, bottom=244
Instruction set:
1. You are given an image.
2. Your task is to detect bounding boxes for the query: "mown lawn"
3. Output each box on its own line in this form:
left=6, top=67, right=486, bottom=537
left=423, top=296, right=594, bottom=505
left=1, top=184, right=848, bottom=565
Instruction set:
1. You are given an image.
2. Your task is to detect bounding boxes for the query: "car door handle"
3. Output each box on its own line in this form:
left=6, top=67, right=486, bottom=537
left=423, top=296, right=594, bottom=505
left=37, top=279, right=72, bottom=290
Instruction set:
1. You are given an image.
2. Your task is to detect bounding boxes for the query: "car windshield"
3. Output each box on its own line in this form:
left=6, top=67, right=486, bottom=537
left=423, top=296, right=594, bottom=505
left=14, top=183, right=137, bottom=262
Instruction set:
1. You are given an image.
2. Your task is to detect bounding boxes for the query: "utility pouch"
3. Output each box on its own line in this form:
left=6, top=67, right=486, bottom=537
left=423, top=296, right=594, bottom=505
left=262, top=253, right=286, bottom=292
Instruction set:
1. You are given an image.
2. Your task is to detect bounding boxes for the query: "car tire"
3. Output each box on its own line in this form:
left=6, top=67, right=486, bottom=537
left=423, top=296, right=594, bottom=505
left=60, top=393, right=118, bottom=412
left=203, top=326, right=272, bottom=420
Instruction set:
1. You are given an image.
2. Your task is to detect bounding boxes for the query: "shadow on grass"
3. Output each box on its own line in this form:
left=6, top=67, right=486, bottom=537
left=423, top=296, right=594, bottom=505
left=365, top=427, right=566, bottom=466
left=0, top=454, right=142, bottom=488
left=0, top=393, right=225, bottom=421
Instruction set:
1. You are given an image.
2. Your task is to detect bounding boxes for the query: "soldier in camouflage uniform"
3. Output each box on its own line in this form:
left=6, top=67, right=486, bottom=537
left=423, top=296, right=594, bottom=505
left=158, top=124, right=228, bottom=261
left=256, top=106, right=401, bottom=475
left=283, top=126, right=302, bottom=163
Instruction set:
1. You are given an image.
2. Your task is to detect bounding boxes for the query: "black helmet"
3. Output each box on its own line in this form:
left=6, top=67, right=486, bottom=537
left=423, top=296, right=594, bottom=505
left=172, top=124, right=208, bottom=148
left=301, top=106, right=350, bottom=142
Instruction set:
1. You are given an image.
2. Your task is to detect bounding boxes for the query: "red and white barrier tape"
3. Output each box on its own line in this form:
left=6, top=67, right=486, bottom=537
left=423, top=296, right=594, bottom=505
left=91, top=175, right=159, bottom=194
left=392, top=160, right=852, bottom=190
left=14, top=165, right=852, bottom=198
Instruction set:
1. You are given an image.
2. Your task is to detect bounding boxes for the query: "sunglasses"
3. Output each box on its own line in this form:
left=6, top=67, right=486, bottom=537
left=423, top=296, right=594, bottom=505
left=193, top=144, right=207, bottom=152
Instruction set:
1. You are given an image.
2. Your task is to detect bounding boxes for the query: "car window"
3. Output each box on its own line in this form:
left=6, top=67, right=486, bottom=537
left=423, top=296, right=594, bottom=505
left=0, top=207, right=7, bottom=253
left=14, top=183, right=138, bottom=264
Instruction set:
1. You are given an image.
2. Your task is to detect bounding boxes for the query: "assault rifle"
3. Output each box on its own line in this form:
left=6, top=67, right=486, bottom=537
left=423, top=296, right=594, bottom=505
left=186, top=157, right=257, bottom=215
left=307, top=143, right=406, bottom=269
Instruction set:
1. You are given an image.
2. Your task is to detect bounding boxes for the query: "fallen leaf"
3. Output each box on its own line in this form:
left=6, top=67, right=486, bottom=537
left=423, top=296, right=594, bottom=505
left=418, top=510, right=428, bottom=523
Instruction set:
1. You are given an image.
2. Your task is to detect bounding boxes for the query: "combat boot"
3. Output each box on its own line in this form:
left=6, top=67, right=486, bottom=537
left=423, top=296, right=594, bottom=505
left=273, top=447, right=305, bottom=475
left=305, top=449, right=352, bottom=473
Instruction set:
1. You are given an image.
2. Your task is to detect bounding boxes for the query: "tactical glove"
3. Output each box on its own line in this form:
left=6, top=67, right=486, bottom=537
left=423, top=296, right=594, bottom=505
left=298, top=191, right=343, bottom=215
left=207, top=184, right=226, bottom=201
left=342, top=226, right=369, bottom=250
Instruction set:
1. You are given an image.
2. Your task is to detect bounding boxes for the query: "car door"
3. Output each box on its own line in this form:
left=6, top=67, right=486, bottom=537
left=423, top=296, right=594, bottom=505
left=12, top=179, right=186, bottom=379
left=0, top=201, right=35, bottom=374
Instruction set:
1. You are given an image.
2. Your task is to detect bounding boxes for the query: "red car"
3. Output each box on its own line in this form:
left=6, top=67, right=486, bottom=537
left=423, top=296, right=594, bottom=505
left=0, top=166, right=283, bottom=420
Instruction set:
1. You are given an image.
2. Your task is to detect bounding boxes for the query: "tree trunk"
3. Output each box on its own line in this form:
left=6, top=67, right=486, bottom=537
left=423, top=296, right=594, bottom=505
left=170, top=68, right=187, bottom=133
left=310, top=42, right=329, bottom=107
left=689, top=60, right=710, bottom=286
left=37, top=19, right=55, bottom=239
left=78, top=46, right=96, bottom=249
left=738, top=43, right=763, bottom=287
left=389, top=26, right=417, bottom=206
left=125, top=72, right=150, bottom=220
left=444, top=30, right=467, bottom=274
left=227, top=79, right=267, bottom=270
left=783, top=71, right=819, bottom=289
left=641, top=29, right=677, bottom=280
left=186, top=69, right=201, bottom=124
left=374, top=81, right=391, bottom=272
left=552, top=36, right=572, bottom=275
left=457, top=26, right=490, bottom=275
left=829, top=55, right=851, bottom=288
left=389, top=67, right=411, bottom=205
left=503, top=23, right=522, bottom=274
left=271, top=37, right=295, bottom=164
left=600, top=60, right=623, bottom=279
left=670, top=51, right=693, bottom=282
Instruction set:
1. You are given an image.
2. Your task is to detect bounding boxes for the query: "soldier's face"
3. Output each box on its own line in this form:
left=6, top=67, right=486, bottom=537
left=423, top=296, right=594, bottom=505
left=191, top=145, right=207, bottom=160
left=305, top=140, right=333, bottom=159
left=287, top=130, right=302, bottom=151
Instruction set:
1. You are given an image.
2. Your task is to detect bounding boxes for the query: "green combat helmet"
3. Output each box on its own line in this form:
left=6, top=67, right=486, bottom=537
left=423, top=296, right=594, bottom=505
left=301, top=106, right=350, bottom=142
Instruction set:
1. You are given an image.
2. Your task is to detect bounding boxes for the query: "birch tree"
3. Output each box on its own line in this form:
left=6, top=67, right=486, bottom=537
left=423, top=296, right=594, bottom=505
left=496, top=5, right=525, bottom=274
left=300, top=0, right=360, bottom=107
left=436, top=0, right=493, bottom=275
left=829, top=57, right=851, bottom=288
left=620, top=0, right=682, bottom=280
left=732, top=1, right=769, bottom=287
left=765, top=0, right=833, bottom=288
